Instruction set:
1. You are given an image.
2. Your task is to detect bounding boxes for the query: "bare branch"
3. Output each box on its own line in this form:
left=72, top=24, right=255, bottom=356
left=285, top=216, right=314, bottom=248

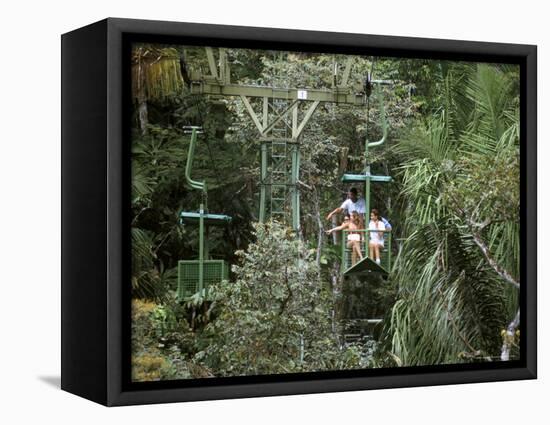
left=470, top=229, right=520, bottom=289
left=447, top=190, right=520, bottom=289
left=467, top=217, right=492, bottom=230
left=297, top=179, right=313, bottom=190
left=501, top=309, right=520, bottom=361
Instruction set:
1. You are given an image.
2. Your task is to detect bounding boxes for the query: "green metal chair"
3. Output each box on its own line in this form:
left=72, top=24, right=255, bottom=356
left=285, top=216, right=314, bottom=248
left=341, top=229, right=392, bottom=277
left=177, top=127, right=232, bottom=301
left=340, top=82, right=393, bottom=277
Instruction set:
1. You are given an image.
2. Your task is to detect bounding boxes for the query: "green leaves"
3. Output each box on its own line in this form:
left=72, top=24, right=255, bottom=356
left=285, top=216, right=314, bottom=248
left=199, top=222, right=360, bottom=376
left=128, top=45, right=521, bottom=376
left=464, top=64, right=516, bottom=141
left=386, top=63, right=520, bottom=365
left=131, top=45, right=184, bottom=102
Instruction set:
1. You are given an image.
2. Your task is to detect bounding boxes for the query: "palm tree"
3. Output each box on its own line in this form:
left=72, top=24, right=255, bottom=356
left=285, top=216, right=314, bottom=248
left=132, top=45, right=184, bottom=134
left=387, top=63, right=520, bottom=366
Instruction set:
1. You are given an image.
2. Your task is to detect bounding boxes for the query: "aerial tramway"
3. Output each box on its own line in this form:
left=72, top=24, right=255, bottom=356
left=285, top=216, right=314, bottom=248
left=176, top=49, right=393, bottom=301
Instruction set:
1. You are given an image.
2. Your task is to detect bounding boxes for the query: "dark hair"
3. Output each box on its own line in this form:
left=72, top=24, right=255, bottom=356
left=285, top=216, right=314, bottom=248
left=349, top=187, right=358, bottom=195
left=371, top=208, right=380, bottom=219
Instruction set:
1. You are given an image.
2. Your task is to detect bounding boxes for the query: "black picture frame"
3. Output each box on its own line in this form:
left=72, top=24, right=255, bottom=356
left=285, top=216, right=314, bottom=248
left=61, top=17, right=537, bottom=406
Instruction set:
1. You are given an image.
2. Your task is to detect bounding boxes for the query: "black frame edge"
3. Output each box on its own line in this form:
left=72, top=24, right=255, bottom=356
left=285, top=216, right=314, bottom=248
left=61, top=19, right=109, bottom=405
left=109, top=367, right=534, bottom=406
left=524, top=45, right=537, bottom=378
left=105, top=17, right=536, bottom=57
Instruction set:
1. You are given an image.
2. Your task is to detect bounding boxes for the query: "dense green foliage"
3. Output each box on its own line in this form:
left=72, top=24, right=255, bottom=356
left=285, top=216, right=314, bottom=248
left=387, top=64, right=520, bottom=365
left=200, top=222, right=365, bottom=376
left=130, top=44, right=520, bottom=381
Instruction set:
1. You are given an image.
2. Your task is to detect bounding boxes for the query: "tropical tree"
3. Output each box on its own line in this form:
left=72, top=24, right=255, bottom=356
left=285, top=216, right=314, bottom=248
left=132, top=45, right=184, bottom=133
left=128, top=44, right=522, bottom=377
left=387, top=63, right=520, bottom=365
left=197, top=222, right=363, bottom=376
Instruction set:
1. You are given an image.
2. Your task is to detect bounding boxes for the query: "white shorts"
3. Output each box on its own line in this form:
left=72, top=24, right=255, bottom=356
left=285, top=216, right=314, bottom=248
left=347, top=234, right=361, bottom=242
left=369, top=239, right=384, bottom=247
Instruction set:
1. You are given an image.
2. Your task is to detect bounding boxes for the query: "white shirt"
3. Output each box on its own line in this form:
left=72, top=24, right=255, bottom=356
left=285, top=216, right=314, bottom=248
left=340, top=197, right=366, bottom=214
left=368, top=220, right=385, bottom=245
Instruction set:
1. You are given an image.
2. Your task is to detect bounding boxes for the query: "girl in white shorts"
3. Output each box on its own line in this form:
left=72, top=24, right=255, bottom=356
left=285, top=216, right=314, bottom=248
left=369, top=209, right=386, bottom=265
left=326, top=211, right=364, bottom=266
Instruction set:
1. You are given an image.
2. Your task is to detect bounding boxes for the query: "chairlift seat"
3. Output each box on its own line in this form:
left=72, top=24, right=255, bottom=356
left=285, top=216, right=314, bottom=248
left=180, top=211, right=232, bottom=226
left=341, top=173, right=392, bottom=183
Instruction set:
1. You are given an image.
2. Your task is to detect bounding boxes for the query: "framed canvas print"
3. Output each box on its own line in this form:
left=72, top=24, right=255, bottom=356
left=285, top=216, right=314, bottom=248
left=61, top=18, right=537, bottom=406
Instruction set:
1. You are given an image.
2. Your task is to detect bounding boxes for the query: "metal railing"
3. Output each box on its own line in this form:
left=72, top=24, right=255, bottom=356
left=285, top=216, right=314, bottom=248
left=341, top=229, right=392, bottom=272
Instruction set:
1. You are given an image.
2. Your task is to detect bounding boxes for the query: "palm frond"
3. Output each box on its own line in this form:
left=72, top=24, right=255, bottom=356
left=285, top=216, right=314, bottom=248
left=386, top=62, right=520, bottom=365
left=132, top=45, right=184, bottom=102
left=464, top=64, right=515, bottom=141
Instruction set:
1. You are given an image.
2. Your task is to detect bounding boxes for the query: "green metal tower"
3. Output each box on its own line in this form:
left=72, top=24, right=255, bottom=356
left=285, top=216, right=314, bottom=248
left=186, top=47, right=368, bottom=230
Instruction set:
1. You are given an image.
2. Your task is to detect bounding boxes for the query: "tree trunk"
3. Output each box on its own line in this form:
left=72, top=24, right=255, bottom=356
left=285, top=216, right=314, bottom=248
left=331, top=265, right=344, bottom=346
left=338, top=146, right=349, bottom=175
left=312, top=187, right=324, bottom=269
left=136, top=53, right=149, bottom=135
left=138, top=98, right=148, bottom=135
left=501, top=309, right=520, bottom=361
left=331, top=215, right=339, bottom=245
